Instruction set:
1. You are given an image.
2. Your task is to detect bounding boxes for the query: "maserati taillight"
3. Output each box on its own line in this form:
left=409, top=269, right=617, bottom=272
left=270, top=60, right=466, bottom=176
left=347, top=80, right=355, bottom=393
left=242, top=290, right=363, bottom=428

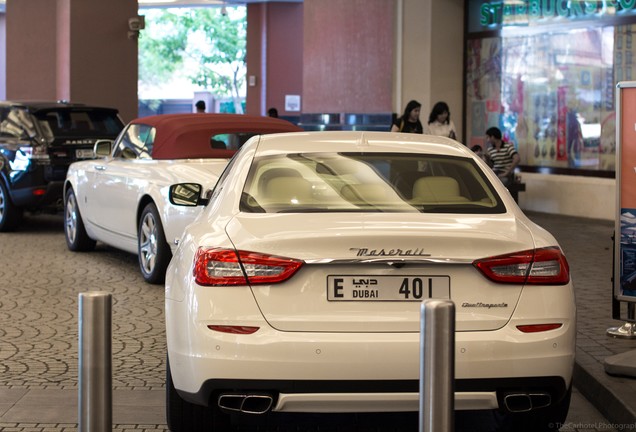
left=194, top=247, right=303, bottom=286
left=473, top=246, right=570, bottom=285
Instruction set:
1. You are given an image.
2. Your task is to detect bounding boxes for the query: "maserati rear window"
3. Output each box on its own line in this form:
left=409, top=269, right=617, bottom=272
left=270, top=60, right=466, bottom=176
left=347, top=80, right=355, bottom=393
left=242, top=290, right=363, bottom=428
left=240, top=153, right=506, bottom=214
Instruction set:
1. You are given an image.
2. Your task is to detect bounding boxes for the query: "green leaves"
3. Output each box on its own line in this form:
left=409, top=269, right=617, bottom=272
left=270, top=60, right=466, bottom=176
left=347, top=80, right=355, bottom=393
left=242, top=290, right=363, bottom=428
left=139, top=7, right=247, bottom=100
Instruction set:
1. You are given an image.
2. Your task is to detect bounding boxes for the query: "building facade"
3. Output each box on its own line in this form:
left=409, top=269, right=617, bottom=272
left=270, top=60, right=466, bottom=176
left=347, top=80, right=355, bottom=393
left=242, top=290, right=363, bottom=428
left=0, top=0, right=621, bottom=219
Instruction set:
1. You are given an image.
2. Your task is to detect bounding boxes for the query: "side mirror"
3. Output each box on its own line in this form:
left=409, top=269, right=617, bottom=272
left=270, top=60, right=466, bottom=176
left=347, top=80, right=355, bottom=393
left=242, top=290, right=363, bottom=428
left=169, top=183, right=209, bottom=207
left=94, top=140, right=113, bottom=157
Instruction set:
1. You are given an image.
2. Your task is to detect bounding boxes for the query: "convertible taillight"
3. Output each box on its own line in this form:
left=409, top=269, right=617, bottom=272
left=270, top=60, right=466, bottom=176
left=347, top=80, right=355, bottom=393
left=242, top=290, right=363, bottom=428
left=473, top=247, right=570, bottom=285
left=194, top=247, right=303, bottom=286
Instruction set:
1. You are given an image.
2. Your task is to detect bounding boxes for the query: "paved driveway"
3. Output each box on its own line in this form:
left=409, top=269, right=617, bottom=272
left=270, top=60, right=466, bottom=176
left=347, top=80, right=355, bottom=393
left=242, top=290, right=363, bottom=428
left=0, top=213, right=620, bottom=432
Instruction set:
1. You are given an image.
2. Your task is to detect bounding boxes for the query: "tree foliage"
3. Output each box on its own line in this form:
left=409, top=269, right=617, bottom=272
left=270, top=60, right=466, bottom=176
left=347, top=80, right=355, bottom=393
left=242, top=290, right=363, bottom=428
left=139, top=7, right=247, bottom=112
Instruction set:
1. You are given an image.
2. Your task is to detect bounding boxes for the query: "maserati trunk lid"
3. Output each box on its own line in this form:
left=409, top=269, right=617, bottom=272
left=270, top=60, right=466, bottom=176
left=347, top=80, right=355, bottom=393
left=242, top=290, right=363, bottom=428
left=225, top=212, right=535, bottom=333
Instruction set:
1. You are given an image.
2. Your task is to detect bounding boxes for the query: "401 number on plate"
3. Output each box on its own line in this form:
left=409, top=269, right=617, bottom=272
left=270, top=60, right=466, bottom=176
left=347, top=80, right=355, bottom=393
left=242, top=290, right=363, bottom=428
left=327, top=275, right=450, bottom=301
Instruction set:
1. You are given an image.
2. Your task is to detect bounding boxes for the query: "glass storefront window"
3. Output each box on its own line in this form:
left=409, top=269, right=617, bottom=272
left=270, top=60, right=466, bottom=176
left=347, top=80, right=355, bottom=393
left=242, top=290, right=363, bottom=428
left=466, top=25, right=621, bottom=172
left=466, top=37, right=503, bottom=152
left=466, top=2, right=636, bottom=174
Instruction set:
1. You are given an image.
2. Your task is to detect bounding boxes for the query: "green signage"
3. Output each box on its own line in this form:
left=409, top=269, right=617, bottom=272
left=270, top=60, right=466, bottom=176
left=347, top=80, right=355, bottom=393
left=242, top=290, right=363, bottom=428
left=479, top=0, right=636, bottom=28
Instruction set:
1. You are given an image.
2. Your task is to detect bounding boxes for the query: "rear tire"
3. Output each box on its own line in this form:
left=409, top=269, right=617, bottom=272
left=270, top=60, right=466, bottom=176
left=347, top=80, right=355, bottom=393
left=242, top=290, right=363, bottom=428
left=0, top=179, right=22, bottom=232
left=64, top=187, right=96, bottom=251
left=166, top=358, right=229, bottom=432
left=138, top=203, right=172, bottom=284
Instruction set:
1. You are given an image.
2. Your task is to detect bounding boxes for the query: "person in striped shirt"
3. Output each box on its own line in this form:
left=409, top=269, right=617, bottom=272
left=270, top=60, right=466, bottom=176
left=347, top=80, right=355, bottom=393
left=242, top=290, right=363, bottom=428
left=485, top=126, right=520, bottom=187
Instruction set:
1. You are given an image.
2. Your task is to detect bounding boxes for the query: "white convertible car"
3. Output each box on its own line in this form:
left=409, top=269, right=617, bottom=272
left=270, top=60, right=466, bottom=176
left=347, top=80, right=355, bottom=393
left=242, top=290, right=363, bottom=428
left=63, top=113, right=301, bottom=283
left=165, top=131, right=576, bottom=432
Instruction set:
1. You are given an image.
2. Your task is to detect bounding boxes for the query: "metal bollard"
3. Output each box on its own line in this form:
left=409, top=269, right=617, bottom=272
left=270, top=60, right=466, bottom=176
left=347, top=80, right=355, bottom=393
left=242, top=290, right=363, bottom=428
left=419, top=298, right=455, bottom=432
left=78, top=291, right=113, bottom=432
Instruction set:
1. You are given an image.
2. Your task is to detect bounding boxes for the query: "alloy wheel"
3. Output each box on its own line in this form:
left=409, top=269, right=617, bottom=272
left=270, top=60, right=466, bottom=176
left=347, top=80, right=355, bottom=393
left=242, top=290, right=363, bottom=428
left=139, top=212, right=158, bottom=275
left=65, top=193, right=78, bottom=244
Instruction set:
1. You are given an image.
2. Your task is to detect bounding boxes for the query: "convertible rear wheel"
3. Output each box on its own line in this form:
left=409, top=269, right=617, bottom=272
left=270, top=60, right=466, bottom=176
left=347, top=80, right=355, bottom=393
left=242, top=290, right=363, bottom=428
left=166, top=358, right=229, bottom=432
left=64, top=187, right=96, bottom=251
left=0, top=179, right=22, bottom=232
left=138, top=203, right=171, bottom=284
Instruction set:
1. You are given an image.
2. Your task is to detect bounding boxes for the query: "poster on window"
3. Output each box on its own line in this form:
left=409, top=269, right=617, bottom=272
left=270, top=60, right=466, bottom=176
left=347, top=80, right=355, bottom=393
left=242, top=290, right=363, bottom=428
left=616, top=82, right=636, bottom=302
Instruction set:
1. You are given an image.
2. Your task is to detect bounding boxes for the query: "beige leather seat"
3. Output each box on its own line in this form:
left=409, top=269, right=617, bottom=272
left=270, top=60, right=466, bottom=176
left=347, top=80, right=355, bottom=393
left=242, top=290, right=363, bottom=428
left=262, top=176, right=312, bottom=205
left=341, top=184, right=389, bottom=204
left=411, top=176, right=469, bottom=204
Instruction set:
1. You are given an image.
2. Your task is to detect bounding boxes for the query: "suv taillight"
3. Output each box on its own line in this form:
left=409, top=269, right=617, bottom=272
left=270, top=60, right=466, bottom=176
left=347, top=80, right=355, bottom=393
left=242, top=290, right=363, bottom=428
left=473, top=247, right=570, bottom=285
left=194, top=248, right=303, bottom=286
left=29, top=144, right=50, bottom=162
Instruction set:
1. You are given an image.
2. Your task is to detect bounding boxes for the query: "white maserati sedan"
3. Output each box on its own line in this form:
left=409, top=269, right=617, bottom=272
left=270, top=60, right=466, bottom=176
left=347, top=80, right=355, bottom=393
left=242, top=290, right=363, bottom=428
left=164, top=131, right=576, bottom=431
left=63, top=113, right=301, bottom=283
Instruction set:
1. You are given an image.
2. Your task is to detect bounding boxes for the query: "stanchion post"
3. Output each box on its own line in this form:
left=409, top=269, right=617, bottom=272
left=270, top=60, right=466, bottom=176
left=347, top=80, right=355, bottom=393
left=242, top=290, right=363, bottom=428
left=419, top=298, right=455, bottom=432
left=78, top=291, right=113, bottom=432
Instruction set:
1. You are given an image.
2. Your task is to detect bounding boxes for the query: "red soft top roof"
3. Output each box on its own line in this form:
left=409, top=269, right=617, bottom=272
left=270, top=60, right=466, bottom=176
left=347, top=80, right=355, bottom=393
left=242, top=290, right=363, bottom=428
left=131, top=113, right=302, bottom=160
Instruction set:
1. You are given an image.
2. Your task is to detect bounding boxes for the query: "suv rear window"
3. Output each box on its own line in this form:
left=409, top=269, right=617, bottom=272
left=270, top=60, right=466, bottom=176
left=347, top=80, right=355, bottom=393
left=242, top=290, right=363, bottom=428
left=240, top=153, right=506, bottom=214
left=36, top=109, right=122, bottom=140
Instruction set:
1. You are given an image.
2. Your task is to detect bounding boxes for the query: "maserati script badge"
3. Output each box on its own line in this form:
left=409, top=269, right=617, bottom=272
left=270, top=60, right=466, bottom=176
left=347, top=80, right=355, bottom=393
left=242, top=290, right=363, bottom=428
left=350, top=248, right=431, bottom=257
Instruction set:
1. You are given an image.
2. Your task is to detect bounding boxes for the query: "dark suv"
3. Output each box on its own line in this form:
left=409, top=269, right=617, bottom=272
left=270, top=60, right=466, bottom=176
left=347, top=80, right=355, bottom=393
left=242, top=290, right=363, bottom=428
left=0, top=101, right=125, bottom=231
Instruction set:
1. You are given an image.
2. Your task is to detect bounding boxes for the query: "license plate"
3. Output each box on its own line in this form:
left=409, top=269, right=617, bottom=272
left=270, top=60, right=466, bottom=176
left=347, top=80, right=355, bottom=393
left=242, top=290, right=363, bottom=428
left=327, top=275, right=450, bottom=301
left=76, top=149, right=94, bottom=159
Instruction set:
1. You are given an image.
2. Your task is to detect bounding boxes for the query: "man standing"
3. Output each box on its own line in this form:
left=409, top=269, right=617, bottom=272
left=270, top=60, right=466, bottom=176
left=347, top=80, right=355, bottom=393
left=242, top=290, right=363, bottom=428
left=195, top=100, right=206, bottom=113
left=485, top=126, right=520, bottom=187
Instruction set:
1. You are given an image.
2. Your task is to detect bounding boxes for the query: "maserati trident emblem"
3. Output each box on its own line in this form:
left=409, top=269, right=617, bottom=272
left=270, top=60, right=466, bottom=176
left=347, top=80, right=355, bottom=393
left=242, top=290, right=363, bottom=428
left=350, top=247, right=431, bottom=257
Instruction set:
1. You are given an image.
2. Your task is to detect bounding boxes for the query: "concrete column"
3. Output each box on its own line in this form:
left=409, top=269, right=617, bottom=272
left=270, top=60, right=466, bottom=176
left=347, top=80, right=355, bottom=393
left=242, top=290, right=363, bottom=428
left=246, top=3, right=303, bottom=118
left=6, top=0, right=58, bottom=100
left=399, top=0, right=464, bottom=139
left=6, top=0, right=138, bottom=122
left=302, top=0, right=394, bottom=114
left=0, top=13, right=6, bottom=100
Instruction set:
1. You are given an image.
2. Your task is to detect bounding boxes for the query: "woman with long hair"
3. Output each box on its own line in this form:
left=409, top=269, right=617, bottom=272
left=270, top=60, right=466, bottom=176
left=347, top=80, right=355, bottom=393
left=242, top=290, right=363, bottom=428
left=390, top=100, right=423, bottom=133
left=425, top=101, right=458, bottom=141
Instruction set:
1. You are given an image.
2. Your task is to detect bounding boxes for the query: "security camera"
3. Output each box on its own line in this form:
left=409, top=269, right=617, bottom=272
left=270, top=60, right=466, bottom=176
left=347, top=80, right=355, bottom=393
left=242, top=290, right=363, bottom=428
left=221, top=6, right=228, bottom=16
left=128, top=16, right=145, bottom=32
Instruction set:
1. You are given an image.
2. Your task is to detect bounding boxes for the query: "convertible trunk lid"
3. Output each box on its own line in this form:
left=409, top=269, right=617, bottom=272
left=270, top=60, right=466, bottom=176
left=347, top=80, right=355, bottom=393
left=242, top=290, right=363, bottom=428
left=224, top=212, right=536, bottom=333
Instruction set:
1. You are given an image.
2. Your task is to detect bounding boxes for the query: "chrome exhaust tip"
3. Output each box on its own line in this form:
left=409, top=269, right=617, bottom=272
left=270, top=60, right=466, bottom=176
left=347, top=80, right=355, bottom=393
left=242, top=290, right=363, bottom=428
left=529, top=392, right=552, bottom=409
left=503, top=392, right=552, bottom=412
left=218, top=393, right=274, bottom=414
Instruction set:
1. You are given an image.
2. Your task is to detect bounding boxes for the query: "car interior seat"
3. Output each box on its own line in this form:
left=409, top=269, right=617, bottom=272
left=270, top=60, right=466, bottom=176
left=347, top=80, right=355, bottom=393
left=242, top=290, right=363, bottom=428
left=256, top=167, right=311, bottom=206
left=392, top=169, right=427, bottom=199
left=262, top=176, right=312, bottom=206
left=257, top=167, right=302, bottom=193
left=410, top=176, right=469, bottom=204
left=340, top=184, right=390, bottom=204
